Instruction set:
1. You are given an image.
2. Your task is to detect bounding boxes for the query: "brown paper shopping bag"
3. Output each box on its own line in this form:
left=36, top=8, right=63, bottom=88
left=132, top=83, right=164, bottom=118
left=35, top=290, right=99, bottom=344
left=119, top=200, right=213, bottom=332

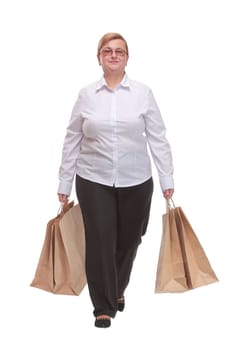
left=174, top=206, right=218, bottom=289
left=155, top=202, right=189, bottom=293
left=59, top=202, right=87, bottom=294
left=31, top=201, right=86, bottom=295
left=155, top=200, right=218, bottom=293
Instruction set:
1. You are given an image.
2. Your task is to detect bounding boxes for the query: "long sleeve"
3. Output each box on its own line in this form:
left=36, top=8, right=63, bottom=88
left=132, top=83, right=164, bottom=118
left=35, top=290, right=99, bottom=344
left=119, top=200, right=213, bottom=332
left=57, top=91, right=84, bottom=196
left=144, top=89, right=174, bottom=191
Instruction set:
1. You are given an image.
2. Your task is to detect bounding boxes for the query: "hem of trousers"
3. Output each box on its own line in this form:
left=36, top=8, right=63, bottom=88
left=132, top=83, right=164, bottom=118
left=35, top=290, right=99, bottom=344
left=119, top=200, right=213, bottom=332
left=94, top=310, right=117, bottom=318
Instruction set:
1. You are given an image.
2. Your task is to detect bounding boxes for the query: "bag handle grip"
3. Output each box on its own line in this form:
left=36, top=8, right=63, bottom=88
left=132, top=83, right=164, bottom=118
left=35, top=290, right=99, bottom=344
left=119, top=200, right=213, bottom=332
left=57, top=200, right=74, bottom=216
left=166, top=198, right=175, bottom=211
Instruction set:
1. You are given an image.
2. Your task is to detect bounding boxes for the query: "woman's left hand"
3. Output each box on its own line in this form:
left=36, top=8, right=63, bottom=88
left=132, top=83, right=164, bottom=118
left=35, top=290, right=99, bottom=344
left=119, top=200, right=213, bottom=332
left=163, top=188, right=174, bottom=199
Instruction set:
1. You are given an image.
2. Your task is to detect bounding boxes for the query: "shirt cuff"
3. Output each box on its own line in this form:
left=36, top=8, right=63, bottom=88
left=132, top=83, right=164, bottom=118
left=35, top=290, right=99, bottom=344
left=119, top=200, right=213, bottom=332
left=159, top=176, right=174, bottom=192
left=57, top=180, right=73, bottom=196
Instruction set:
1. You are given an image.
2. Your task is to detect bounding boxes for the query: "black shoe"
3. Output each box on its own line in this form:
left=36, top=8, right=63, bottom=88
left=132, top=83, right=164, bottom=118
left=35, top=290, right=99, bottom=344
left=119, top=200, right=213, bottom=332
left=117, top=297, right=125, bottom=312
left=95, top=318, right=111, bottom=328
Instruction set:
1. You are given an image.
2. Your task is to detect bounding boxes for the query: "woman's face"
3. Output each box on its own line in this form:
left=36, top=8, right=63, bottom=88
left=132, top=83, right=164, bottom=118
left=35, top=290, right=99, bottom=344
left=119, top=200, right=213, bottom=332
left=98, top=39, right=128, bottom=75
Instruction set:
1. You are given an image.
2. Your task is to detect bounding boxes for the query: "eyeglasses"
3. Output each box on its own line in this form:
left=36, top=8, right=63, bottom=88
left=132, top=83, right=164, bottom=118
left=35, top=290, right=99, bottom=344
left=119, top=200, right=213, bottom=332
left=100, top=47, right=128, bottom=57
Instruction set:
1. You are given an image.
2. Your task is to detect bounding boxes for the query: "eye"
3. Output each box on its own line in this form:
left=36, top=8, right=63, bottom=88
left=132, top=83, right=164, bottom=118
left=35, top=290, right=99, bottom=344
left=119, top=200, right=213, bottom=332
left=115, top=49, right=125, bottom=56
left=102, top=48, right=112, bottom=55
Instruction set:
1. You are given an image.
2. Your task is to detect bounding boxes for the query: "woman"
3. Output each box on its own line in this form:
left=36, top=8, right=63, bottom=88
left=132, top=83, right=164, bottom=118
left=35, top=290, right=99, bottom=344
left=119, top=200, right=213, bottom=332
left=58, top=32, right=174, bottom=328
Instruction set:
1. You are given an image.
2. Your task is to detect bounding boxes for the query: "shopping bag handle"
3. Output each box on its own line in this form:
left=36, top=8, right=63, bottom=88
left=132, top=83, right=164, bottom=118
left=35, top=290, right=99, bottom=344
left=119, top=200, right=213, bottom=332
left=57, top=200, right=74, bottom=216
left=166, top=198, right=176, bottom=211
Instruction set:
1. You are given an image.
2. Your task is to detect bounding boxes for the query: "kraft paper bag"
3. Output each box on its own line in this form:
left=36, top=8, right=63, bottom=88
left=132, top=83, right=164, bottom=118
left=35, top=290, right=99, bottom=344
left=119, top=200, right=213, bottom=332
left=155, top=203, right=189, bottom=293
left=31, top=201, right=86, bottom=295
left=155, top=200, right=218, bottom=293
left=59, top=202, right=87, bottom=294
left=174, top=206, right=218, bottom=289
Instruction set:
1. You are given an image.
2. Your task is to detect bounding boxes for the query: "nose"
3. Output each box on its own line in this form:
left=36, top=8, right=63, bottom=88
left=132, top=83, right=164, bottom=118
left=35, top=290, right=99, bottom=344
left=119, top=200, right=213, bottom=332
left=111, top=50, right=117, bottom=58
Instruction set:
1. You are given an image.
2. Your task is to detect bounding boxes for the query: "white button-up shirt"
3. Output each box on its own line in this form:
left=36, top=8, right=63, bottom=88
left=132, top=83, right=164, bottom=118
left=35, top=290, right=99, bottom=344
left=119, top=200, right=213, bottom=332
left=58, top=74, right=174, bottom=196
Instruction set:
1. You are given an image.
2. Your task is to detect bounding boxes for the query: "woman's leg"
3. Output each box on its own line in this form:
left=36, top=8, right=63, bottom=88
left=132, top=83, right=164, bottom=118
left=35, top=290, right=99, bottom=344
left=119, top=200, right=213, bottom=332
left=116, top=178, right=154, bottom=298
left=76, top=176, right=118, bottom=318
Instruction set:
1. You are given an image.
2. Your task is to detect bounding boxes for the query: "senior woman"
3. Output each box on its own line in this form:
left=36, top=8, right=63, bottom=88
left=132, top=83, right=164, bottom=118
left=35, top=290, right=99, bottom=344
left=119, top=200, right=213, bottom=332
left=58, top=32, right=174, bottom=328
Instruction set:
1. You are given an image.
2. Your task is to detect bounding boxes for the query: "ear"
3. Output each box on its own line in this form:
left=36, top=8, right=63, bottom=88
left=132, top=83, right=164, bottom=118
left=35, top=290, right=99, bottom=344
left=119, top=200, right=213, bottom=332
left=97, top=55, right=101, bottom=66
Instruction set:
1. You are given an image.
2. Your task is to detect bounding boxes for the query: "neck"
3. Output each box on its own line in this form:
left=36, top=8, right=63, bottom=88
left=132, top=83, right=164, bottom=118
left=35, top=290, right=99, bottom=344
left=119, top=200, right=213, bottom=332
left=104, top=72, right=125, bottom=89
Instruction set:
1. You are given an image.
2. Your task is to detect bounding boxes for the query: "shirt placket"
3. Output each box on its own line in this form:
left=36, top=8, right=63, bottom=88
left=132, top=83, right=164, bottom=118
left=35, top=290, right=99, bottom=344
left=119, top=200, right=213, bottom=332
left=110, top=90, right=118, bottom=185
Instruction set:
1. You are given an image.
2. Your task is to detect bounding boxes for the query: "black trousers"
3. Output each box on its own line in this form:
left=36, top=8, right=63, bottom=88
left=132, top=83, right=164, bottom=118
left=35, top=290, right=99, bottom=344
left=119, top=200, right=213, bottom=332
left=76, top=175, right=153, bottom=318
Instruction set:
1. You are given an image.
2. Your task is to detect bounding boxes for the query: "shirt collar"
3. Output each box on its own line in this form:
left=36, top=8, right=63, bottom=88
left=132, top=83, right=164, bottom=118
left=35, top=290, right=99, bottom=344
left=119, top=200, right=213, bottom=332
left=96, top=73, right=130, bottom=91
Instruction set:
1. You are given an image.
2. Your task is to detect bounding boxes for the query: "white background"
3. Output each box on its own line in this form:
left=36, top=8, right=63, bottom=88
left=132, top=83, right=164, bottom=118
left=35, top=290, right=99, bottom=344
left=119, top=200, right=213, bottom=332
left=0, top=0, right=232, bottom=348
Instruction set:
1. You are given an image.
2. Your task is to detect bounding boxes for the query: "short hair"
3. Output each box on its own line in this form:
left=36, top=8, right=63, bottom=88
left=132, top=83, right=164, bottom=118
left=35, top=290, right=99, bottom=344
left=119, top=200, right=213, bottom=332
left=97, top=32, right=129, bottom=57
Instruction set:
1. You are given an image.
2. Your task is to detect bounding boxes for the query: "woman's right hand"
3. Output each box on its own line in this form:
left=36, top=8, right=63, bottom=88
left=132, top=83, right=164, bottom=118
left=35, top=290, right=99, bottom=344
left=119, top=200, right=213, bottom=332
left=58, top=193, right=69, bottom=203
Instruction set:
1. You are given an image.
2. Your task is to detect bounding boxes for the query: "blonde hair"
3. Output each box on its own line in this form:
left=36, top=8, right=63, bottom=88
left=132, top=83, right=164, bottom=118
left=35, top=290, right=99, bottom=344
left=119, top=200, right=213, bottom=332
left=97, top=32, right=129, bottom=57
